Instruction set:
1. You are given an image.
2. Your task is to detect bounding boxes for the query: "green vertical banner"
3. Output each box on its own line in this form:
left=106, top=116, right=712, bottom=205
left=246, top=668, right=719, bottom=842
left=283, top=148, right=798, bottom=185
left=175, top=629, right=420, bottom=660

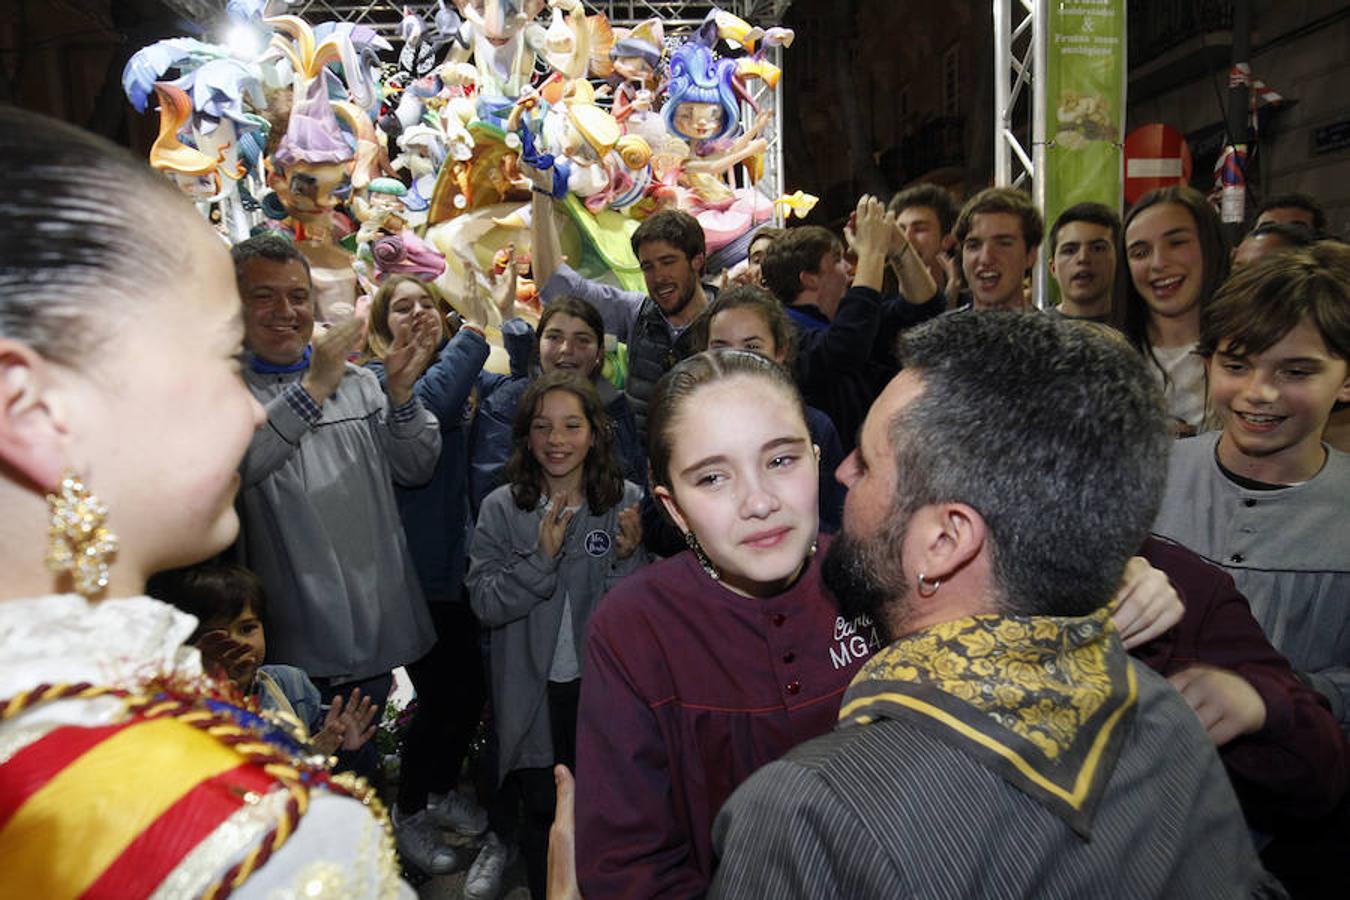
left=1043, top=0, right=1127, bottom=302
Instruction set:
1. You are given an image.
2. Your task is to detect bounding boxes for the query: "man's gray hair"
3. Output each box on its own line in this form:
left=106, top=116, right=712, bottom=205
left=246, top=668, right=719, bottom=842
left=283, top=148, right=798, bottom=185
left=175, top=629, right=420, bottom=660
left=891, top=312, right=1170, bottom=617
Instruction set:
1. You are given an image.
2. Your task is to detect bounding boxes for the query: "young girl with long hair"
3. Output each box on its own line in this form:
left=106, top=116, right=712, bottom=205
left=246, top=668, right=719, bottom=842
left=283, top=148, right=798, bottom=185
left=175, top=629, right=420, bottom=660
left=1121, top=185, right=1231, bottom=435
left=467, top=372, right=647, bottom=900
left=364, top=273, right=495, bottom=873
left=471, top=295, right=645, bottom=512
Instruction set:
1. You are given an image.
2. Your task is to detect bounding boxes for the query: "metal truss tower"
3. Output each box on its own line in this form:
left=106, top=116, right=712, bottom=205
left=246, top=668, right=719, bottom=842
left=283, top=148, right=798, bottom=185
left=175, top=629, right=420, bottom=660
left=280, top=1, right=787, bottom=33
left=993, top=0, right=1048, bottom=302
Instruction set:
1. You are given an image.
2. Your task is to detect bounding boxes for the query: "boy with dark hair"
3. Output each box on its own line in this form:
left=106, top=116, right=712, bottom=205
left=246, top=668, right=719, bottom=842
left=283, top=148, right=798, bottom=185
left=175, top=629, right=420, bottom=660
left=887, top=183, right=960, bottom=303
left=888, top=183, right=960, bottom=236
left=1154, top=242, right=1350, bottom=733
left=629, top=207, right=706, bottom=264
left=1048, top=202, right=1120, bottom=322
left=1255, top=192, right=1326, bottom=235
left=760, top=226, right=842, bottom=308
left=954, top=186, right=1044, bottom=311
left=758, top=197, right=896, bottom=453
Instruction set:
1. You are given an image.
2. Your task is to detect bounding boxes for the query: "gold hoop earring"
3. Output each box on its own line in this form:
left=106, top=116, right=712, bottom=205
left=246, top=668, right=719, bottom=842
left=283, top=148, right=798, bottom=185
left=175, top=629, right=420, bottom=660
left=685, top=531, right=720, bottom=582
left=916, top=572, right=942, bottom=598
left=45, top=472, right=118, bottom=598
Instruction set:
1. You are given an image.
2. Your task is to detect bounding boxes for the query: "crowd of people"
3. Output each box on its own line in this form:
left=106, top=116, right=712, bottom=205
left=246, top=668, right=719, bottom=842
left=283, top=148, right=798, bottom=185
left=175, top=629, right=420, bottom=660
left=0, top=102, right=1348, bottom=900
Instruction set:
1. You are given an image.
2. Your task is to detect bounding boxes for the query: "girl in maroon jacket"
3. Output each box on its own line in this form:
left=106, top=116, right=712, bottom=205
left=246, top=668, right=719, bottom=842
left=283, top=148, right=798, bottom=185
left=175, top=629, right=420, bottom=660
left=574, top=350, right=876, bottom=898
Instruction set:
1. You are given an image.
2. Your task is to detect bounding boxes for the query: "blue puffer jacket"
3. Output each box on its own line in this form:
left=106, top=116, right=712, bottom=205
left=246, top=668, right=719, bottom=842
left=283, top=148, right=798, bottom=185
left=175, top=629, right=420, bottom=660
left=469, top=318, right=645, bottom=517
left=367, top=326, right=490, bottom=603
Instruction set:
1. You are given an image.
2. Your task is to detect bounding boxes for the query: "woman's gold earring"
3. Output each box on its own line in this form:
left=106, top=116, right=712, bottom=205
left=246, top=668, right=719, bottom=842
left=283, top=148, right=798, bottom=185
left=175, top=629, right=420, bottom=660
left=46, top=472, right=118, bottom=598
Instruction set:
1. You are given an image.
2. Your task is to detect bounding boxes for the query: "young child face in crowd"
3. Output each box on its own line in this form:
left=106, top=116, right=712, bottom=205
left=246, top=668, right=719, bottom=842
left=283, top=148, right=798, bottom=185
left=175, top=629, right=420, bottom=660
left=656, top=375, right=819, bottom=598
left=707, top=308, right=787, bottom=365
left=203, top=602, right=267, bottom=692
left=539, top=312, right=603, bottom=376
left=386, top=281, right=443, bottom=345
left=1209, top=316, right=1350, bottom=482
left=528, top=388, right=594, bottom=487
left=1126, top=202, right=1205, bottom=325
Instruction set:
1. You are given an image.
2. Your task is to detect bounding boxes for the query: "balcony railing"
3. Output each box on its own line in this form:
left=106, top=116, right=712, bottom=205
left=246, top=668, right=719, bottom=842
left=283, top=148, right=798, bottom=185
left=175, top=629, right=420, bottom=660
left=1128, top=0, right=1234, bottom=67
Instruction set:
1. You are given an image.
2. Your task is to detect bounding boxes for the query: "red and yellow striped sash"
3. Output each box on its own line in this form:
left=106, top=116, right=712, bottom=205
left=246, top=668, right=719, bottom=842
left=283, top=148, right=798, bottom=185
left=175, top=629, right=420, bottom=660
left=0, top=715, right=275, bottom=898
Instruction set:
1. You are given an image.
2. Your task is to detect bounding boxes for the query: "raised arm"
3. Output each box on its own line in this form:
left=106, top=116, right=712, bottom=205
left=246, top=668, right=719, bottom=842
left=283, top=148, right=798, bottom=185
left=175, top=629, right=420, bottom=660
left=538, top=262, right=646, bottom=344
left=887, top=224, right=940, bottom=306
left=412, top=327, right=489, bottom=423
left=794, top=286, right=882, bottom=381
left=240, top=319, right=366, bottom=486
left=795, top=196, right=890, bottom=382
left=370, top=327, right=490, bottom=426
left=531, top=189, right=565, bottom=293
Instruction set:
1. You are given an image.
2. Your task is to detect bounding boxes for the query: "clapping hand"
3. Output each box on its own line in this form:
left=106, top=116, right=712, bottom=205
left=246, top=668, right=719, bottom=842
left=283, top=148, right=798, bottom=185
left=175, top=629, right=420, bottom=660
left=539, top=492, right=576, bottom=558
left=383, top=307, right=439, bottom=406
left=845, top=195, right=892, bottom=291
left=615, top=505, right=642, bottom=559
left=301, top=318, right=366, bottom=405
left=488, top=247, right=520, bottom=324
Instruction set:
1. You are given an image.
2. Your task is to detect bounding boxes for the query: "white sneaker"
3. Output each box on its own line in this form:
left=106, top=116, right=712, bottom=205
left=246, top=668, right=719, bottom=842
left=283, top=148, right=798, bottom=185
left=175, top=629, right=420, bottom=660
left=428, top=790, right=489, bottom=837
left=394, top=809, right=461, bottom=876
left=463, top=831, right=510, bottom=900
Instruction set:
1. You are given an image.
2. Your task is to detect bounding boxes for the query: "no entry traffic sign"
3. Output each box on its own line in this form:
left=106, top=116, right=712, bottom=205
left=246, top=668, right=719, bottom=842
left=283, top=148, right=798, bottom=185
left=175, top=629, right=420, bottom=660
left=1124, top=124, right=1193, bottom=205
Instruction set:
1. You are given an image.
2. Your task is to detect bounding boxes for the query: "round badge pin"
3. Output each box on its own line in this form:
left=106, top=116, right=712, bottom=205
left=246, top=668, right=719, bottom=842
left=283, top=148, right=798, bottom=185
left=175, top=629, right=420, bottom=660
left=584, top=529, right=613, bottom=557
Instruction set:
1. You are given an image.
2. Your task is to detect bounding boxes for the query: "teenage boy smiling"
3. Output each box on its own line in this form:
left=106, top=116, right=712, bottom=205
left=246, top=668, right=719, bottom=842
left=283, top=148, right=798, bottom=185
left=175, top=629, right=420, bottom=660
left=1153, top=243, right=1350, bottom=732
left=954, top=187, right=1043, bottom=311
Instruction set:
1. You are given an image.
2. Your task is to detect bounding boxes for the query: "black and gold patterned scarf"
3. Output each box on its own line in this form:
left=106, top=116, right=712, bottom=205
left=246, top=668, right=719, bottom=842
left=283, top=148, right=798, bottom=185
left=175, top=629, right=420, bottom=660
left=837, top=608, right=1135, bottom=838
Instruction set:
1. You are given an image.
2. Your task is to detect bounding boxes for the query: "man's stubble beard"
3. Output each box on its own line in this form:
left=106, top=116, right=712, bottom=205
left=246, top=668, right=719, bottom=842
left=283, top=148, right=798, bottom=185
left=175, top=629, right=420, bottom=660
left=822, top=525, right=914, bottom=641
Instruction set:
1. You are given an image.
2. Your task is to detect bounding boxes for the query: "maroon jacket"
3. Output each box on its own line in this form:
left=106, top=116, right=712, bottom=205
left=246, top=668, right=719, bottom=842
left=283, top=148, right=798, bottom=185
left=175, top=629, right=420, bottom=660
left=575, top=535, right=876, bottom=898
left=1136, top=536, right=1349, bottom=829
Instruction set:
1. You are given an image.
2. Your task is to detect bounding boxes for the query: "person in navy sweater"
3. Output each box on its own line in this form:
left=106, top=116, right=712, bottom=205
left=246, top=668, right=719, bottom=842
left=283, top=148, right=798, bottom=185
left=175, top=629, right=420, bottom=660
left=364, top=275, right=493, bottom=873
